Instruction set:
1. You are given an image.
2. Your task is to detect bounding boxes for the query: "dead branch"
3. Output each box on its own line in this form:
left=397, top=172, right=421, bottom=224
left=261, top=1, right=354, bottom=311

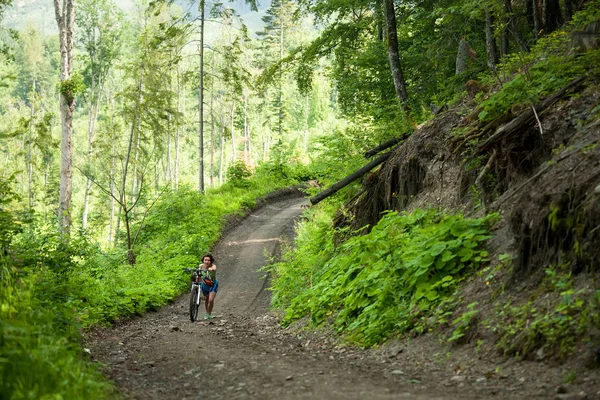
left=475, top=149, right=497, bottom=189
left=310, top=152, right=392, bottom=205
left=364, top=137, right=402, bottom=158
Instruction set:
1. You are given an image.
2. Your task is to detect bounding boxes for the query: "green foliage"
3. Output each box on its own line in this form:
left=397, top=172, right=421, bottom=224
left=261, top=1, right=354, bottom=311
left=447, top=301, right=479, bottom=344
left=476, top=4, right=600, bottom=123
left=226, top=160, right=252, bottom=187
left=491, top=266, right=593, bottom=360
left=0, top=174, right=22, bottom=251
left=57, top=71, right=85, bottom=102
left=478, top=51, right=583, bottom=121
left=273, top=208, right=496, bottom=346
left=1, top=242, right=114, bottom=399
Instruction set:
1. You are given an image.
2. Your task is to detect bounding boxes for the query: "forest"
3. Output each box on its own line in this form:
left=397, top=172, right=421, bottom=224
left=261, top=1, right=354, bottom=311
left=1, top=0, right=600, bottom=397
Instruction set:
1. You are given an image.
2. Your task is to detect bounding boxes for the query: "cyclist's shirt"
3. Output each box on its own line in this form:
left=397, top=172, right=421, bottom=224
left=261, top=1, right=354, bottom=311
left=207, top=268, right=216, bottom=283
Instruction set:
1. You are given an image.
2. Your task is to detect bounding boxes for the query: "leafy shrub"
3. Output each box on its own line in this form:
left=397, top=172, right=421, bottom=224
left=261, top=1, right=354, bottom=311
left=0, top=260, right=113, bottom=400
left=226, top=160, right=252, bottom=187
left=274, top=208, right=496, bottom=346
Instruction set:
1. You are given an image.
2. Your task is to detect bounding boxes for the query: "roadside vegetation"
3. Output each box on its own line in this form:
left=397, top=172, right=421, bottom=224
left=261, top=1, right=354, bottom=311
left=0, top=161, right=307, bottom=399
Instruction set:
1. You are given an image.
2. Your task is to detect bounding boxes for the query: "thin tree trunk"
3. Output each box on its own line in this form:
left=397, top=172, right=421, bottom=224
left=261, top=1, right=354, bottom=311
left=485, top=6, right=499, bottom=72
left=304, top=94, right=309, bottom=155
left=230, top=100, right=236, bottom=163
left=198, top=0, right=206, bottom=193
left=175, top=65, right=181, bottom=189
left=219, top=125, right=225, bottom=185
left=544, top=0, right=563, bottom=33
left=502, top=0, right=510, bottom=56
left=506, top=0, right=529, bottom=52
left=82, top=74, right=101, bottom=231
left=533, top=0, right=542, bottom=38
left=27, top=79, right=35, bottom=210
left=563, top=0, right=572, bottom=22
left=119, top=77, right=142, bottom=250
left=243, top=93, right=249, bottom=165
left=108, top=157, right=115, bottom=245
left=382, top=0, right=409, bottom=106
left=209, top=55, right=215, bottom=187
left=278, top=16, right=284, bottom=140
left=54, top=0, right=76, bottom=237
left=167, top=115, right=172, bottom=189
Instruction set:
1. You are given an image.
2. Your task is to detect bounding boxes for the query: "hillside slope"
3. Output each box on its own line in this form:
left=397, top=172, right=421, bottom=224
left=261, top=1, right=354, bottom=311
left=335, top=77, right=600, bottom=395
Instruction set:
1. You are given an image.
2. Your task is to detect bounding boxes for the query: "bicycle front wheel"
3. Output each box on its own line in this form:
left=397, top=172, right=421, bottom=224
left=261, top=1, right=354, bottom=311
left=189, top=285, right=200, bottom=322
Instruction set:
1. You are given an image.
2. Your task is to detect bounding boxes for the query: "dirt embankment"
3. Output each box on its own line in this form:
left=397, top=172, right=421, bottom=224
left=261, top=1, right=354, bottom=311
left=339, top=81, right=600, bottom=398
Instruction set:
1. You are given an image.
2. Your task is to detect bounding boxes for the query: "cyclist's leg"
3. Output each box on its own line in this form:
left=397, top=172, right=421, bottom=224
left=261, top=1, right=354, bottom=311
left=201, top=284, right=210, bottom=312
left=206, top=281, right=218, bottom=316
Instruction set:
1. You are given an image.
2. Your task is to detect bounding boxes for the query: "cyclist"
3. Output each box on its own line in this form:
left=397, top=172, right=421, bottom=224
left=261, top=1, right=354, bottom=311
left=200, top=253, right=219, bottom=320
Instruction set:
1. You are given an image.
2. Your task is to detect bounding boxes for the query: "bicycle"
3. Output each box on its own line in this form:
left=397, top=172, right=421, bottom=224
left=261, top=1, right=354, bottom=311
left=183, top=267, right=213, bottom=322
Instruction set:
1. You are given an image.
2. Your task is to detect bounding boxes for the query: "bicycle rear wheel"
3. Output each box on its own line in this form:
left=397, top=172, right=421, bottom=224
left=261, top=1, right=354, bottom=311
left=189, top=285, right=200, bottom=322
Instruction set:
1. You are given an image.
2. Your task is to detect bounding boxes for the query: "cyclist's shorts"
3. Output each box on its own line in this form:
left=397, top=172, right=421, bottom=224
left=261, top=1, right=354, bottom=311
left=201, top=279, right=219, bottom=296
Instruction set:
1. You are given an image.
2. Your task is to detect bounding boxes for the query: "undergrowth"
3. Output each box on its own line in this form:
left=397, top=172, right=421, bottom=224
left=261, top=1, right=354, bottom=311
left=488, top=265, right=600, bottom=360
left=268, top=208, right=497, bottom=347
left=477, top=1, right=600, bottom=122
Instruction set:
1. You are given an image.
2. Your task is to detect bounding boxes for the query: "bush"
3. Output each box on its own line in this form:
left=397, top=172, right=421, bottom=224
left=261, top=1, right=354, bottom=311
left=271, top=208, right=496, bottom=346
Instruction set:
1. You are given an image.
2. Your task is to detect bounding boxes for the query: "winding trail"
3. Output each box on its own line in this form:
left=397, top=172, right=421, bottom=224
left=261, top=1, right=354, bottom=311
left=86, top=196, right=529, bottom=399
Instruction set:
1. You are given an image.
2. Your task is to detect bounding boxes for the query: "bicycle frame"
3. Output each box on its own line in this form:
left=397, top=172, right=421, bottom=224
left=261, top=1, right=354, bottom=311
left=185, top=267, right=211, bottom=322
left=191, top=281, right=203, bottom=306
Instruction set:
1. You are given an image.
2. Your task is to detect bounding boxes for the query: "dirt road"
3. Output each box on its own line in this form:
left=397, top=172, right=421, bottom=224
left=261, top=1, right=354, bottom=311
left=85, top=196, right=569, bottom=399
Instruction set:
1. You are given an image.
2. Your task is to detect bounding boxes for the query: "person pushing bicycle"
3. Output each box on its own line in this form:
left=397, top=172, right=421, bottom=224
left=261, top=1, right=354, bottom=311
left=200, top=253, right=218, bottom=319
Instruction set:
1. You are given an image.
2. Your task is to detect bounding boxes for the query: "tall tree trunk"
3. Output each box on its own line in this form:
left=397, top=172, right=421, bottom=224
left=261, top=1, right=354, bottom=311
left=175, top=65, right=181, bottom=189
left=54, top=0, right=75, bottom=237
left=82, top=75, right=102, bottom=231
left=507, top=0, right=529, bottom=52
left=230, top=100, right=236, bottom=163
left=278, top=15, right=284, bottom=140
left=120, top=77, right=142, bottom=253
left=502, top=0, right=510, bottom=56
left=456, top=38, right=471, bottom=74
left=209, top=55, right=215, bottom=187
left=219, top=124, right=225, bottom=186
left=563, top=0, right=572, bottom=22
left=108, top=156, right=115, bottom=245
left=27, top=79, right=35, bottom=210
left=198, top=0, right=205, bottom=193
left=544, top=0, right=563, bottom=33
left=533, top=0, right=543, bottom=38
left=485, top=6, right=498, bottom=72
left=167, top=117, right=172, bottom=189
left=382, top=0, right=409, bottom=106
left=243, top=93, right=249, bottom=165
left=303, top=94, right=309, bottom=155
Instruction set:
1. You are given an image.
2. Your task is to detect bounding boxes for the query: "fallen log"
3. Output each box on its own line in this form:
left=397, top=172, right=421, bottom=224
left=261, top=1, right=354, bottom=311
left=477, top=76, right=585, bottom=152
left=310, top=151, right=393, bottom=205
left=364, top=137, right=402, bottom=158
